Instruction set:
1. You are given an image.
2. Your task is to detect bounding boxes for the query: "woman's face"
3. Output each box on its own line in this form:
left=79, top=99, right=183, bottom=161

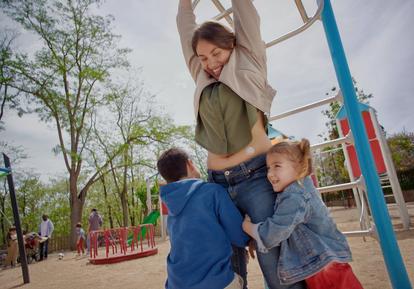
left=196, top=39, right=233, bottom=80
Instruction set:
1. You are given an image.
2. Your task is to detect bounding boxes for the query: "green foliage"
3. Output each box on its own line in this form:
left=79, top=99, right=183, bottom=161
left=0, top=173, right=71, bottom=246
left=1, top=0, right=134, bottom=246
left=0, top=30, right=24, bottom=130
left=387, top=130, right=414, bottom=171
left=397, top=168, right=414, bottom=191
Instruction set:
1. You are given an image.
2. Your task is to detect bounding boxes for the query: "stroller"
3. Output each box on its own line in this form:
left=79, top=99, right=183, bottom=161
left=23, top=232, right=40, bottom=264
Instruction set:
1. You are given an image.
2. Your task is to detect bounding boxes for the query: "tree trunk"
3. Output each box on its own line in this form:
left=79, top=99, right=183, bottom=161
left=101, top=176, right=114, bottom=229
left=129, top=147, right=136, bottom=226
left=120, top=151, right=129, bottom=227
left=69, top=175, right=83, bottom=249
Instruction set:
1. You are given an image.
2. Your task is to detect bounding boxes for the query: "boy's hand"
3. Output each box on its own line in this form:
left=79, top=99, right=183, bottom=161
left=247, top=239, right=256, bottom=260
left=242, top=215, right=254, bottom=237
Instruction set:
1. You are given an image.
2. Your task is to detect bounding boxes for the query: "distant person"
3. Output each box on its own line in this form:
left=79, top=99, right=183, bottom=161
left=4, top=226, right=18, bottom=267
left=75, top=222, right=86, bottom=256
left=157, top=148, right=249, bottom=289
left=242, top=139, right=363, bottom=289
left=87, top=208, right=103, bottom=252
left=38, top=214, right=54, bottom=261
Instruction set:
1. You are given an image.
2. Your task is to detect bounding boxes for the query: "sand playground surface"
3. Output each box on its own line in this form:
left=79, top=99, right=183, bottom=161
left=1, top=204, right=414, bottom=289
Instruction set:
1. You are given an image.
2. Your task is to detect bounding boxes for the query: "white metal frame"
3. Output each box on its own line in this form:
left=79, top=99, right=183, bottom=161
left=192, top=0, right=324, bottom=48
left=336, top=107, right=410, bottom=230
left=267, top=89, right=411, bottom=235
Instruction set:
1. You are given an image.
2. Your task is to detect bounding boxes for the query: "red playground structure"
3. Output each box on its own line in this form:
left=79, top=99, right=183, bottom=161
left=89, top=224, right=158, bottom=265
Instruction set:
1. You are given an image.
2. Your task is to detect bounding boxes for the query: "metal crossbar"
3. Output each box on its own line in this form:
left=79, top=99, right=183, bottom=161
left=268, top=91, right=342, bottom=121
left=192, top=0, right=324, bottom=47
left=317, top=178, right=362, bottom=194
left=311, top=132, right=353, bottom=151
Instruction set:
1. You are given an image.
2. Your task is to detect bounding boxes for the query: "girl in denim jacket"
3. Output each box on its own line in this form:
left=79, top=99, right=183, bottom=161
left=242, top=139, right=364, bottom=289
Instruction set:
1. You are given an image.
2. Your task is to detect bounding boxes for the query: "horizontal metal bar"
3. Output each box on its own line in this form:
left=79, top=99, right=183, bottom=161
left=342, top=229, right=373, bottom=238
left=317, top=179, right=361, bottom=194
left=269, top=91, right=341, bottom=122
left=314, top=146, right=343, bottom=155
left=311, top=132, right=353, bottom=151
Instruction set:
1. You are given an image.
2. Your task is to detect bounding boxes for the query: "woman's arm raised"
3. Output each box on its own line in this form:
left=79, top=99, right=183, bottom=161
left=232, top=0, right=266, bottom=61
left=177, top=0, right=202, bottom=81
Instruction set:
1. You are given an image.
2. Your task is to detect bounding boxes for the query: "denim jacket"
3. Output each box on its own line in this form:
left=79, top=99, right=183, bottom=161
left=251, top=176, right=352, bottom=285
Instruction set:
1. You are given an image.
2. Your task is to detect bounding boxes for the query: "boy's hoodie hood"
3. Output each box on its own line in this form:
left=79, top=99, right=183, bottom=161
left=160, top=178, right=204, bottom=217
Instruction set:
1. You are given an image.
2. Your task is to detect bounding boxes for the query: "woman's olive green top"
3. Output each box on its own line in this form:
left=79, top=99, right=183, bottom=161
left=195, top=82, right=260, bottom=155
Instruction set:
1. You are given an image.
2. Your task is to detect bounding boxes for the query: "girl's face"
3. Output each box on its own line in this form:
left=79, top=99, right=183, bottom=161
left=196, top=39, right=233, bottom=80
left=266, top=153, right=300, bottom=192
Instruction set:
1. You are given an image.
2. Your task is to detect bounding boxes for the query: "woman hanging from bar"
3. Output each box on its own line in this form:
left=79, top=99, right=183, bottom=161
left=176, top=1, right=306, bottom=288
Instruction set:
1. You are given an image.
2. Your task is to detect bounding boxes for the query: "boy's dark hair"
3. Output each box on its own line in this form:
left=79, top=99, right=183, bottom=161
left=76, top=222, right=82, bottom=228
left=157, top=148, right=189, bottom=183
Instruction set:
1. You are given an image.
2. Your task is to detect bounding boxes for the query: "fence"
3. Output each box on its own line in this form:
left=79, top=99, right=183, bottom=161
left=48, top=235, right=70, bottom=253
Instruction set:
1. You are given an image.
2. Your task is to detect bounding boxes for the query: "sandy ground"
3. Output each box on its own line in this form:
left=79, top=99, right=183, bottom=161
left=1, top=203, right=413, bottom=289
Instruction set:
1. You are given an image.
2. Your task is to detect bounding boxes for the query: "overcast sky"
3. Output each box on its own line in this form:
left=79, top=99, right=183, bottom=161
left=1, top=0, right=413, bottom=181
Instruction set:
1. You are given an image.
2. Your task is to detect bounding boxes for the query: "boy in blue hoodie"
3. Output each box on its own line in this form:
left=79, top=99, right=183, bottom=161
left=157, top=148, right=249, bottom=289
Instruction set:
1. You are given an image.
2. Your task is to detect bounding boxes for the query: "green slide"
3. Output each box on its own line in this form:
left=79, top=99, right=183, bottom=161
left=127, top=210, right=160, bottom=245
left=142, top=210, right=160, bottom=226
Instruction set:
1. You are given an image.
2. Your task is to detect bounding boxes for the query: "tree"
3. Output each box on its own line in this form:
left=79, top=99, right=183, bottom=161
left=0, top=29, right=23, bottom=130
left=387, top=130, right=414, bottom=171
left=1, top=0, right=130, bottom=247
left=87, top=73, right=189, bottom=227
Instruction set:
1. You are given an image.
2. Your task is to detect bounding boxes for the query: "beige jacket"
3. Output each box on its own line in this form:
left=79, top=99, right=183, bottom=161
left=177, top=0, right=276, bottom=118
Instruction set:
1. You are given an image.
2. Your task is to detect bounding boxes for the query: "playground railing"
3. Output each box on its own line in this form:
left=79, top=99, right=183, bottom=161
left=89, top=224, right=157, bottom=260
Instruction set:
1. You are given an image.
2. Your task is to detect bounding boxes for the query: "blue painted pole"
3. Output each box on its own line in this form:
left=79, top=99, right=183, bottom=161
left=320, top=1, right=412, bottom=288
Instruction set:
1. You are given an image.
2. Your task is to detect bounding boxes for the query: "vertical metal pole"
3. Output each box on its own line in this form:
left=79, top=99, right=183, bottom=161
left=369, top=108, right=410, bottom=229
left=3, top=153, right=30, bottom=284
left=320, top=1, right=412, bottom=288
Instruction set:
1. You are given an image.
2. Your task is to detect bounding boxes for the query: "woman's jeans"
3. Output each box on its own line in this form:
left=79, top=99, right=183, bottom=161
left=208, top=154, right=306, bottom=289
